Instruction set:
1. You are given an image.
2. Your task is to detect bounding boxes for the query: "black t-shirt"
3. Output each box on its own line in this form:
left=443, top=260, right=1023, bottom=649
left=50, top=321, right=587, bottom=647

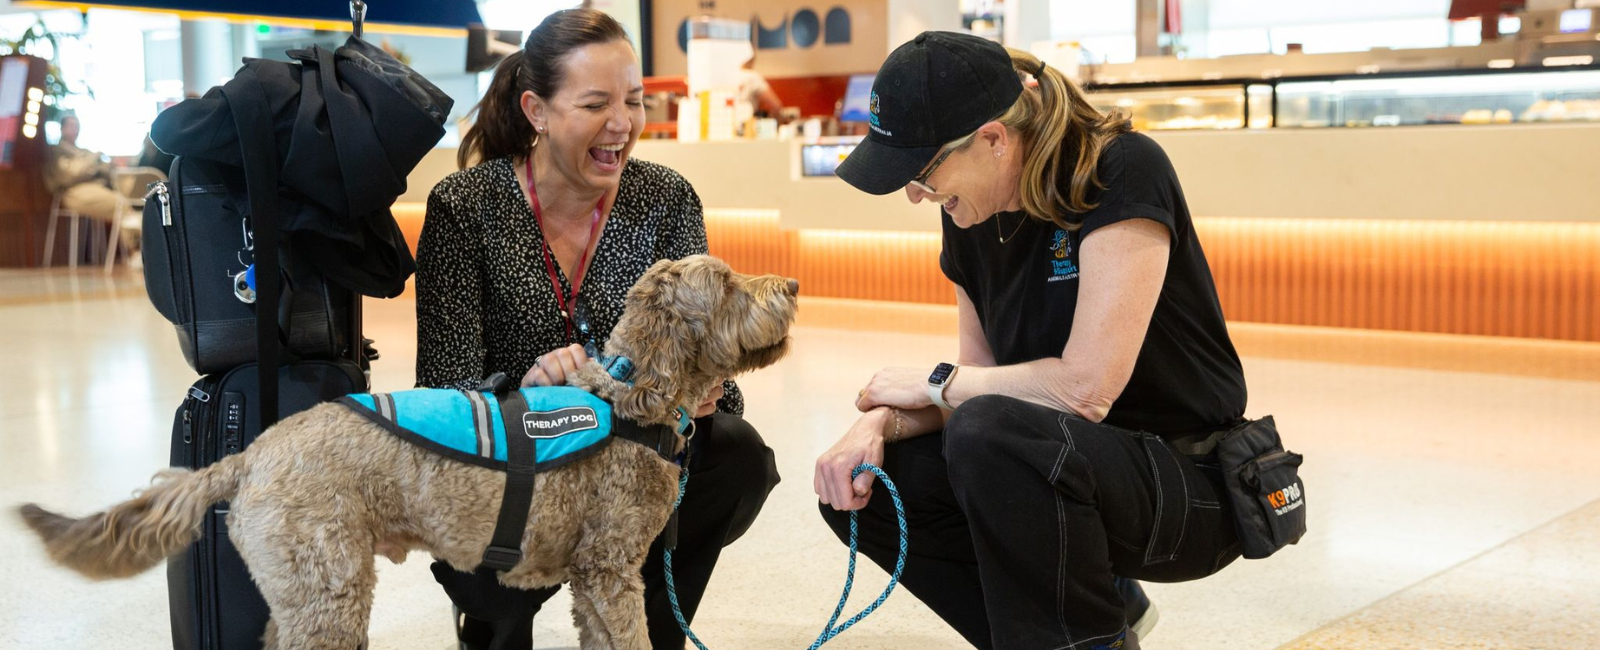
left=940, top=132, right=1245, bottom=436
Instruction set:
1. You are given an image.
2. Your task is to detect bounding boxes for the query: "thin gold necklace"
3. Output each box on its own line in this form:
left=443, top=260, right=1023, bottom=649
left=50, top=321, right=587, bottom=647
left=997, top=212, right=1029, bottom=244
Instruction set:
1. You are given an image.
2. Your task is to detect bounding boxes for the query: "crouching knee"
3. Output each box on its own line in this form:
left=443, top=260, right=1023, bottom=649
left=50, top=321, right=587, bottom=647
left=942, top=394, right=1030, bottom=474
left=704, top=413, right=781, bottom=497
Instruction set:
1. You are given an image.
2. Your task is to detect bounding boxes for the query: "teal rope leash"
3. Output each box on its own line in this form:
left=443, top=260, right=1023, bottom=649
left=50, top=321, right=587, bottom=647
left=806, top=464, right=908, bottom=649
left=664, top=467, right=708, bottom=650
left=665, top=463, right=908, bottom=650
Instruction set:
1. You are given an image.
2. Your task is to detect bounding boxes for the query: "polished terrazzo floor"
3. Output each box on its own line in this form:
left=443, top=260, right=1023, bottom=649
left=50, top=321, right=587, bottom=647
left=2, top=268, right=1597, bottom=650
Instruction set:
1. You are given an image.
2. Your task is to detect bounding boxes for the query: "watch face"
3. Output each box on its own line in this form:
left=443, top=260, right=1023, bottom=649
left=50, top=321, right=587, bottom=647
left=929, top=362, right=955, bottom=385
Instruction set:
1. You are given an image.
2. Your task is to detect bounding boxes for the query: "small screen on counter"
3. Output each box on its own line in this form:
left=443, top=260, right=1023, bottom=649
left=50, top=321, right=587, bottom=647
left=1560, top=9, right=1592, bottom=33
left=801, top=143, right=857, bottom=177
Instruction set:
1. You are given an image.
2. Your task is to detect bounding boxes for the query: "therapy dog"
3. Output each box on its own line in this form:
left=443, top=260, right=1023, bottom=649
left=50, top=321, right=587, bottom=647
left=19, top=255, right=798, bottom=650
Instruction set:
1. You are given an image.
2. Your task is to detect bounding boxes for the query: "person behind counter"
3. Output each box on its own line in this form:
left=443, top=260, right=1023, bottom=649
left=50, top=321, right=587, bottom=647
left=737, top=50, right=785, bottom=121
left=813, top=32, right=1251, bottom=650
left=416, top=8, right=780, bottom=650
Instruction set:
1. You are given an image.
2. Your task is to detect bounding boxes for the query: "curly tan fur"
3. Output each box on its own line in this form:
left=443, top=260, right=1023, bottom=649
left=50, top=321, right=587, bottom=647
left=17, top=255, right=798, bottom=650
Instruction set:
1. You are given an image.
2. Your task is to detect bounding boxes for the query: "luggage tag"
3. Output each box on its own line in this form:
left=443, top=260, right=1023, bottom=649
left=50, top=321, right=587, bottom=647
left=232, top=220, right=257, bottom=304
left=234, top=265, right=256, bottom=304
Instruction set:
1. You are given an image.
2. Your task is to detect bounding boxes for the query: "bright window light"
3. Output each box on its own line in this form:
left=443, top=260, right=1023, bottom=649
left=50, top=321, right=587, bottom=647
left=1543, top=55, right=1595, bottom=66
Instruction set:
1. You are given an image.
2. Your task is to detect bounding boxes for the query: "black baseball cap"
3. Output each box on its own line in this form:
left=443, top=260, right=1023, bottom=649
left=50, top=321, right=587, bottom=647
left=835, top=32, right=1024, bottom=196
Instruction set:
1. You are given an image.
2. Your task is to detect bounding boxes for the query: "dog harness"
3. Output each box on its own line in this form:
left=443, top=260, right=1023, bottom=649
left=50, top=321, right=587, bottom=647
left=336, top=358, right=691, bottom=572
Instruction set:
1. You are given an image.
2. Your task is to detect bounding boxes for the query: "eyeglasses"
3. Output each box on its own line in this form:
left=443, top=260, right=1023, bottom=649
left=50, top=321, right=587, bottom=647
left=907, top=131, right=978, bottom=204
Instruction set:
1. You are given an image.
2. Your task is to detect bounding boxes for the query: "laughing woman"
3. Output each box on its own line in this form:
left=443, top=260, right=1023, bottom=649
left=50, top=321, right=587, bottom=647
left=415, top=9, right=780, bottom=650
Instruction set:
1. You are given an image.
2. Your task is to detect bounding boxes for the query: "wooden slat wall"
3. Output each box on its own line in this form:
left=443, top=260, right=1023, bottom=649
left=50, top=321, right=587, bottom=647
left=705, top=210, right=1600, bottom=343
left=1199, top=217, right=1600, bottom=342
left=704, top=210, right=952, bottom=305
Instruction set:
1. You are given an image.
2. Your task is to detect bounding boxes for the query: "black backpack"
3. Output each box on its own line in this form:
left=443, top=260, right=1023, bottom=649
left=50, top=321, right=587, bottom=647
left=144, top=34, right=452, bottom=425
left=142, top=156, right=353, bottom=375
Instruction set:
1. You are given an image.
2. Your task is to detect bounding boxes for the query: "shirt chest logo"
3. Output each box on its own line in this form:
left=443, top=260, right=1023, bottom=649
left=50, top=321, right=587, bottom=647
left=1048, top=229, right=1078, bottom=282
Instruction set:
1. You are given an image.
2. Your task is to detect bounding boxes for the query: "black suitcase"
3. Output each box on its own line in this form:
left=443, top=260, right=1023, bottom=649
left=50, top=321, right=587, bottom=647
left=141, top=155, right=354, bottom=376
left=166, top=358, right=367, bottom=650
left=161, top=37, right=369, bottom=649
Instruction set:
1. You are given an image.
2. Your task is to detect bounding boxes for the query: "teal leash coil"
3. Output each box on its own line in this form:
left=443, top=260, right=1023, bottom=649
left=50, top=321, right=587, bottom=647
left=665, top=463, right=908, bottom=650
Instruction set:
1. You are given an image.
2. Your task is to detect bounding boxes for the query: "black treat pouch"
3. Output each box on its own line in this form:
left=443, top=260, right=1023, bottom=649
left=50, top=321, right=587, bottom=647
left=1216, top=416, right=1306, bottom=559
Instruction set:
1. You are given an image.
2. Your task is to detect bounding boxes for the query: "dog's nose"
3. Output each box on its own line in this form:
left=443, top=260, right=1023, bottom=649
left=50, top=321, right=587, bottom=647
left=786, top=278, right=800, bottom=296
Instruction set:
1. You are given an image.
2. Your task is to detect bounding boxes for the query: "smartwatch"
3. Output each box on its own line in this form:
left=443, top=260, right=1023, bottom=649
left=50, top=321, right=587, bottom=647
left=927, top=362, right=959, bottom=410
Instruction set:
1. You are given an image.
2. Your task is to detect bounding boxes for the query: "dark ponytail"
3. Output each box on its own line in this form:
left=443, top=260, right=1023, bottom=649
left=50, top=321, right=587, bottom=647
left=457, top=8, right=632, bottom=169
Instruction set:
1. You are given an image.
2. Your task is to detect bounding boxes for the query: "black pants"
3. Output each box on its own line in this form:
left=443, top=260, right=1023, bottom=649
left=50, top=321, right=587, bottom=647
left=820, top=395, right=1241, bottom=649
left=433, top=412, right=780, bottom=650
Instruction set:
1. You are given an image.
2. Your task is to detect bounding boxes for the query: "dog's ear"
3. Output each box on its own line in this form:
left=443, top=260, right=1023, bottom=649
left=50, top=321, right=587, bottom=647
left=611, top=258, right=720, bottom=421
left=698, top=261, right=747, bottom=375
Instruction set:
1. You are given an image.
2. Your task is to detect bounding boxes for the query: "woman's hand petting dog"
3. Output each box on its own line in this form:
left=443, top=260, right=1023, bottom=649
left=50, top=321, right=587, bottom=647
left=521, top=344, right=590, bottom=388
left=854, top=366, right=936, bottom=412
left=695, top=381, right=725, bottom=418
left=525, top=345, right=724, bottom=417
left=814, top=406, right=892, bottom=511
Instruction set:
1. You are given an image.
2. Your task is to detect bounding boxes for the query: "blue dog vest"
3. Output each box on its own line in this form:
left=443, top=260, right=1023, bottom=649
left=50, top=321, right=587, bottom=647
left=340, top=386, right=617, bottom=472
left=338, top=364, right=687, bottom=574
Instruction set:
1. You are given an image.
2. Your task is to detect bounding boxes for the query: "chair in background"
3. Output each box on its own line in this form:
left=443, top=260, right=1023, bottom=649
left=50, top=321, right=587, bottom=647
left=42, top=192, right=86, bottom=269
left=104, top=166, right=167, bottom=274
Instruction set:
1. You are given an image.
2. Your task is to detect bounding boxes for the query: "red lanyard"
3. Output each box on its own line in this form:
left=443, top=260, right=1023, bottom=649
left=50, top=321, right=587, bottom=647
left=526, top=156, right=604, bottom=342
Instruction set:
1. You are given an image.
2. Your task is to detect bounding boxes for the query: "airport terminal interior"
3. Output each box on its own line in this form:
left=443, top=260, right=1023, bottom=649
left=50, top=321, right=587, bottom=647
left=2, top=0, right=1598, bottom=648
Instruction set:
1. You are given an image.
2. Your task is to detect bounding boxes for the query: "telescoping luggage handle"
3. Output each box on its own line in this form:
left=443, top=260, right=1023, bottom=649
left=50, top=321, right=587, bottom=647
left=351, top=1, right=366, bottom=38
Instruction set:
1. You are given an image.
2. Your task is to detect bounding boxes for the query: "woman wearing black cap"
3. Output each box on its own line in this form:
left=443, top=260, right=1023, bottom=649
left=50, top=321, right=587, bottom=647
left=814, top=32, right=1247, bottom=650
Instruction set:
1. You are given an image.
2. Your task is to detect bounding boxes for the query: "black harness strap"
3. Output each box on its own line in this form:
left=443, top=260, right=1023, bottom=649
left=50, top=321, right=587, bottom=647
left=469, top=369, right=687, bottom=570
left=611, top=418, right=680, bottom=463
left=479, top=387, right=535, bottom=572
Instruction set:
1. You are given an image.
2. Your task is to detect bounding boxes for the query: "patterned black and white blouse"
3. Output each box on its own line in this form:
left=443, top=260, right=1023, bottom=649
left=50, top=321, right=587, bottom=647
left=414, top=156, right=743, bottom=415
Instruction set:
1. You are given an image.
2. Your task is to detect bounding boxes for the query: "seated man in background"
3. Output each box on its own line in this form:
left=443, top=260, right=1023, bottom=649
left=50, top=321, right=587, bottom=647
left=45, top=115, right=120, bottom=223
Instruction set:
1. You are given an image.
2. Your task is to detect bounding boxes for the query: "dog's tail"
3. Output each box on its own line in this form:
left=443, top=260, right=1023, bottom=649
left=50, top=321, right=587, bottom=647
left=17, top=453, right=248, bottom=580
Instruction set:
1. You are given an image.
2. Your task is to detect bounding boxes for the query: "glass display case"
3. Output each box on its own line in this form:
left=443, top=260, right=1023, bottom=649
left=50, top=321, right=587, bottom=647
left=1084, top=83, right=1276, bottom=130
left=1081, top=66, right=1600, bottom=129
left=1274, top=68, right=1600, bottom=127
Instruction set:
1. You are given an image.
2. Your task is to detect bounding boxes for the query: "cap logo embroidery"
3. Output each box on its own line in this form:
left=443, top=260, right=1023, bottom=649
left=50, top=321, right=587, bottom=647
left=868, top=91, right=892, bottom=136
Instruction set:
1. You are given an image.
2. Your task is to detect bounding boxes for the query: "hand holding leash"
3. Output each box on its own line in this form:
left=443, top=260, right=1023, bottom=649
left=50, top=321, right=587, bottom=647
left=814, top=408, right=892, bottom=511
